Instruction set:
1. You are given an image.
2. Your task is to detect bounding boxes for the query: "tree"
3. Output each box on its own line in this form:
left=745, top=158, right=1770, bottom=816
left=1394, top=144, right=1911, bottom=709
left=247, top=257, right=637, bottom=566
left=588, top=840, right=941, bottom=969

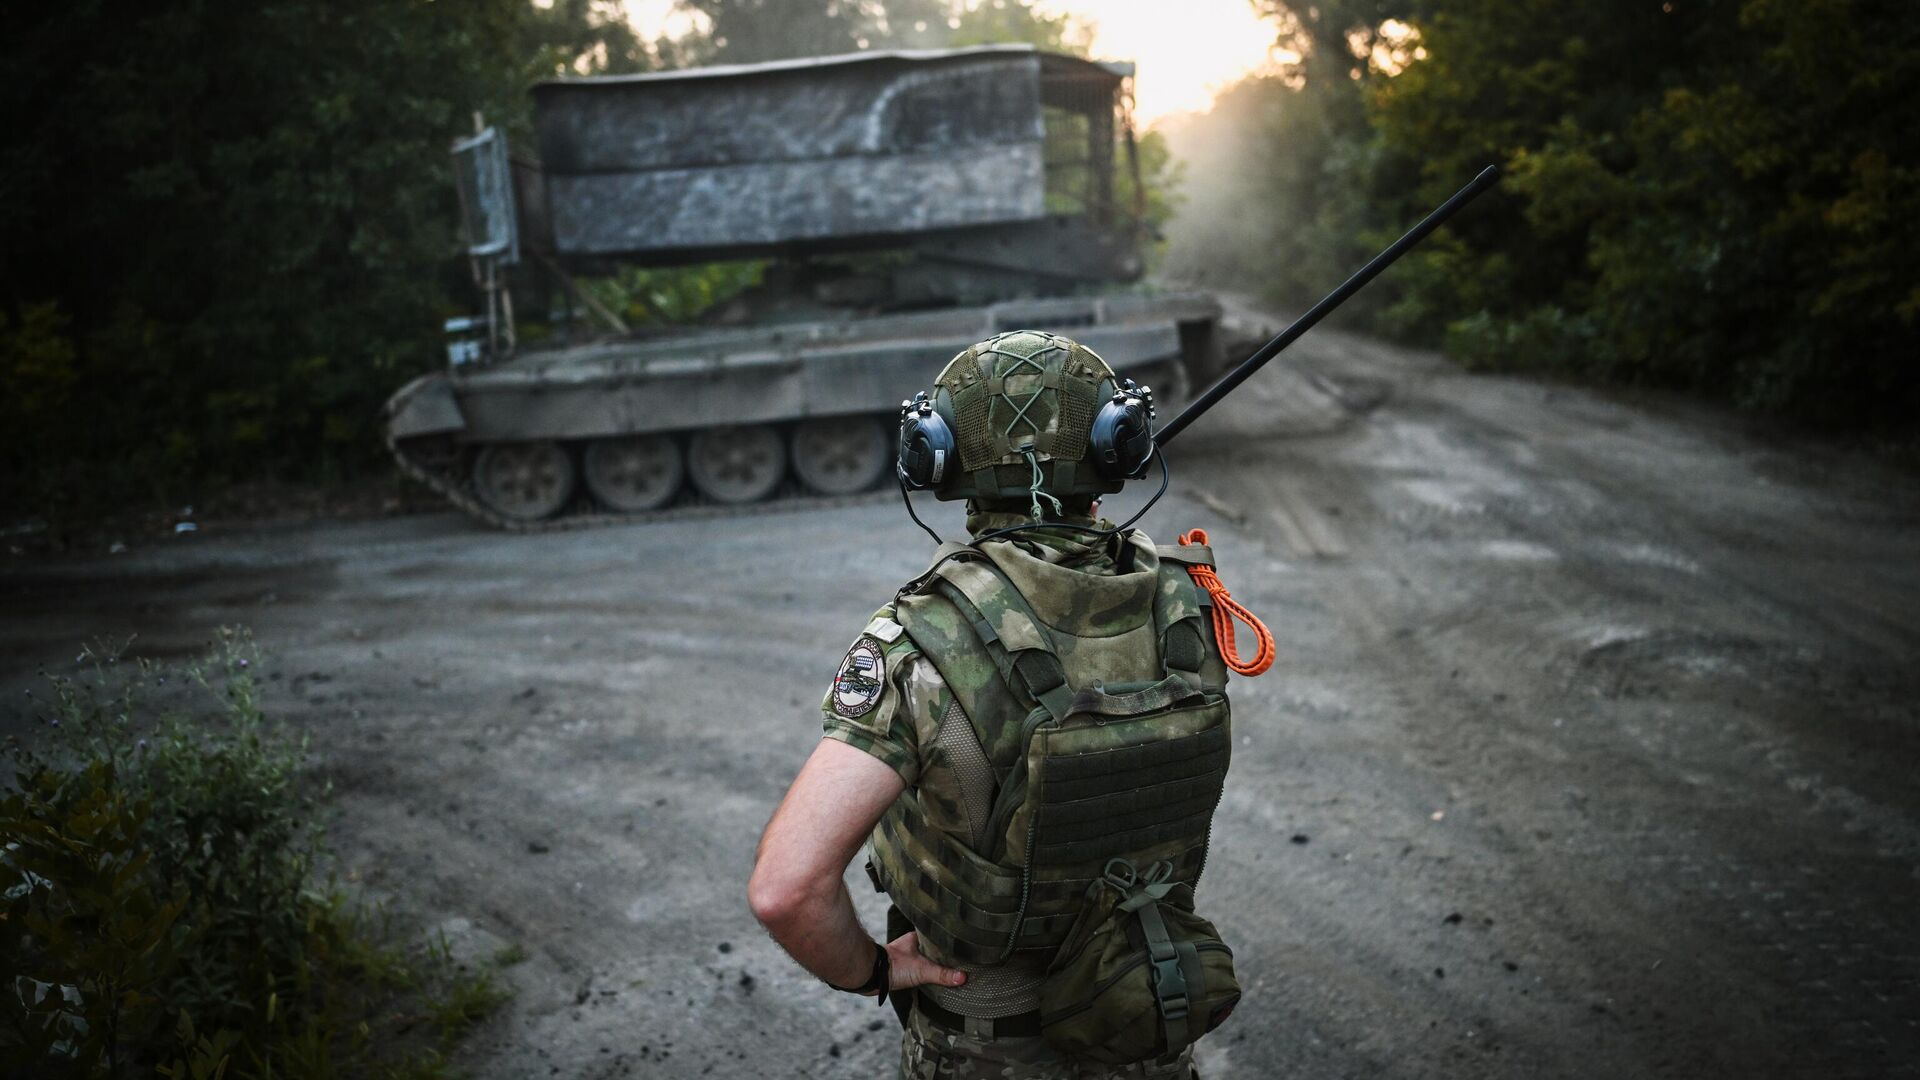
left=668, top=0, right=1087, bottom=64
left=0, top=0, right=642, bottom=527
left=0, top=0, right=1198, bottom=531
left=942, top=0, right=1088, bottom=53
left=675, top=0, right=892, bottom=63
left=1160, top=1, right=1416, bottom=313
left=1371, top=0, right=1920, bottom=421
left=1168, top=0, right=1918, bottom=425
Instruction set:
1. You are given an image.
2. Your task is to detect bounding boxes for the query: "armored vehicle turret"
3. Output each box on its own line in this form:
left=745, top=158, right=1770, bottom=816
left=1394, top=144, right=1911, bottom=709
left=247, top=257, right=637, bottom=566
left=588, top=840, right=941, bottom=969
left=385, top=45, right=1223, bottom=527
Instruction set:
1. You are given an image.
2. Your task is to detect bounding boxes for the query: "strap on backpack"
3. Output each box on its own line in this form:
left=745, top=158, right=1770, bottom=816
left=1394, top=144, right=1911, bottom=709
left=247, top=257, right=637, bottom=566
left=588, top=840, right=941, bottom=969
left=929, top=546, right=1217, bottom=717
left=1152, top=551, right=1211, bottom=690
left=1113, top=861, right=1208, bottom=1055
left=927, top=554, right=1077, bottom=722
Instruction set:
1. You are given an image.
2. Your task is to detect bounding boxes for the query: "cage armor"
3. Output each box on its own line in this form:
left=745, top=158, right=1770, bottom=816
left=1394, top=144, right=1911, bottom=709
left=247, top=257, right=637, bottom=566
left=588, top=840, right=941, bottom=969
left=869, top=529, right=1232, bottom=970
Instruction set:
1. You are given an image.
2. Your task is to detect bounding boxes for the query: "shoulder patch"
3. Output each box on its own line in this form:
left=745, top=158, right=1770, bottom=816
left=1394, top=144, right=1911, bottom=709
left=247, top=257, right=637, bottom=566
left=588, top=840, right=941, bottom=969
left=832, top=637, right=887, bottom=719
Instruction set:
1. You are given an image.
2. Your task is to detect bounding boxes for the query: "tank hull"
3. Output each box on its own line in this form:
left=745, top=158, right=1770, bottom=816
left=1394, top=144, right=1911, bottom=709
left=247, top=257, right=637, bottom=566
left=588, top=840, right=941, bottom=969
left=387, top=292, right=1221, bottom=529
left=404, top=47, right=1222, bottom=528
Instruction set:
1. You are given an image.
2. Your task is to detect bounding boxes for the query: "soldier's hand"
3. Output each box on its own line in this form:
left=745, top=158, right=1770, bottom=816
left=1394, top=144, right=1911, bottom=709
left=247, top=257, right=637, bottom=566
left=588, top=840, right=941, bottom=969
left=884, top=931, right=967, bottom=991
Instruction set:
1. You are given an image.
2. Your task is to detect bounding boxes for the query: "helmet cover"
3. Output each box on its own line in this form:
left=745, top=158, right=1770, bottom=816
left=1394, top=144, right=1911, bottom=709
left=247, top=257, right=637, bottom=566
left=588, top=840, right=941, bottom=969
left=924, top=329, right=1126, bottom=504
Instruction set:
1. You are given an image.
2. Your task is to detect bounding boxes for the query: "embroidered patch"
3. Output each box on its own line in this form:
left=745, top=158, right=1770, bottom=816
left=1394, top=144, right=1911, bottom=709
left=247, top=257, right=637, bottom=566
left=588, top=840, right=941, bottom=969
left=832, top=638, right=886, bottom=719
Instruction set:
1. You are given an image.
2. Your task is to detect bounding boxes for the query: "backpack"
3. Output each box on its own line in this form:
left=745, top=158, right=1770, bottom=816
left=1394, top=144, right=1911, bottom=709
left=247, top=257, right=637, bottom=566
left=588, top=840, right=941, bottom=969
left=874, top=535, right=1240, bottom=1062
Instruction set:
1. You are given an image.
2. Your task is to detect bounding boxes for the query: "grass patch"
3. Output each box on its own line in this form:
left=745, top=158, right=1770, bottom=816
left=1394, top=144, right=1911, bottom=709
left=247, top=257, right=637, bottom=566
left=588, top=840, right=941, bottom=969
left=1, top=629, right=513, bottom=1078
left=429, top=969, right=510, bottom=1044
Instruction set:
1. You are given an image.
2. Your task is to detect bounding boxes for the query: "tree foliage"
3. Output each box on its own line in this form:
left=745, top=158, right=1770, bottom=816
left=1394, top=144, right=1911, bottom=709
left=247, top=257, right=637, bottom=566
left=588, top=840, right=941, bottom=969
left=1, top=0, right=1188, bottom=530
left=1162, top=0, right=1414, bottom=318
left=670, top=0, right=1088, bottom=62
left=0, top=0, right=642, bottom=526
left=1171, top=0, right=1918, bottom=425
left=941, top=0, right=1089, bottom=53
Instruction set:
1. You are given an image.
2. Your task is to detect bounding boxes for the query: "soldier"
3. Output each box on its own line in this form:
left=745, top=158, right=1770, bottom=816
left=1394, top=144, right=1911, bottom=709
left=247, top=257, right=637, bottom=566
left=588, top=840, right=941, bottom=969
left=750, top=330, right=1244, bottom=1078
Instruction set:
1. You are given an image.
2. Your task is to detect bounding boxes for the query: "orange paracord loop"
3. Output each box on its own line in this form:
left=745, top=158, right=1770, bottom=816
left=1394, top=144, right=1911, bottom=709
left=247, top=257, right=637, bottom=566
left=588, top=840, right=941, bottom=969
left=1177, top=528, right=1274, bottom=677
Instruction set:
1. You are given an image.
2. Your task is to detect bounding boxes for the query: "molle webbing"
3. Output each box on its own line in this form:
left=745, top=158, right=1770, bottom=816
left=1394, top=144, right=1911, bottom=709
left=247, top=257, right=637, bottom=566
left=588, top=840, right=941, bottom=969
left=880, top=540, right=1232, bottom=967
left=1031, top=725, right=1228, bottom=862
left=1021, top=687, right=1227, bottom=914
left=871, top=792, right=1025, bottom=958
left=871, top=795, right=1078, bottom=963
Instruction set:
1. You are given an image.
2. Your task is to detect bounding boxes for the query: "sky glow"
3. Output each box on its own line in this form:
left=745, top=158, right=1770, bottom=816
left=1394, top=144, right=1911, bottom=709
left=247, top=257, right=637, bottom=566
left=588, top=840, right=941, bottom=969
left=1051, top=0, right=1281, bottom=124
left=617, top=0, right=1283, bottom=127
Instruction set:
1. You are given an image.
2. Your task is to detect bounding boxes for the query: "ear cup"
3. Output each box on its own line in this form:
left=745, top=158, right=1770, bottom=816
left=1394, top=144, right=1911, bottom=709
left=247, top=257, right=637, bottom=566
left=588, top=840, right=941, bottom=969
left=896, top=395, right=955, bottom=489
left=1090, top=393, right=1155, bottom=480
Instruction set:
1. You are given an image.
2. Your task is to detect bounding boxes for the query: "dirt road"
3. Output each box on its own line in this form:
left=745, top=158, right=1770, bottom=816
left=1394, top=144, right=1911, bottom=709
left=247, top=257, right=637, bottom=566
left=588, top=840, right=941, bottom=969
left=5, top=320, right=1916, bottom=1078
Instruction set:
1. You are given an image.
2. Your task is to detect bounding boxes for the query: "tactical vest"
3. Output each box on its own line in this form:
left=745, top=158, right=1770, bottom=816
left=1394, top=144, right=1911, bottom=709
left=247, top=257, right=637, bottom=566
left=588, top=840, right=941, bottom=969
left=871, top=532, right=1232, bottom=968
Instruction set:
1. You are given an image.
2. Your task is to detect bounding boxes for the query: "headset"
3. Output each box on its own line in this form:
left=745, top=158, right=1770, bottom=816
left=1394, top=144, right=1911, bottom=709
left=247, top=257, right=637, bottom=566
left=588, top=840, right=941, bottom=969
left=895, top=376, right=1157, bottom=492
left=892, top=164, right=1506, bottom=544
left=1089, top=378, right=1157, bottom=481
left=896, top=392, right=956, bottom=489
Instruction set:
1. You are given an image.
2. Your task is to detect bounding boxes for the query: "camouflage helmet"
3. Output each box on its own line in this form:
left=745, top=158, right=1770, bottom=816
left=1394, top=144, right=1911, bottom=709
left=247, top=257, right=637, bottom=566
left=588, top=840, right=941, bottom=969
left=897, top=329, right=1156, bottom=507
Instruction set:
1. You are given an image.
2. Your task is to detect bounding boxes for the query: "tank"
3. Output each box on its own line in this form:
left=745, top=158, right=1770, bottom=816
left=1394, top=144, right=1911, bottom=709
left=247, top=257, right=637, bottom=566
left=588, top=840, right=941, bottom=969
left=386, top=45, right=1224, bottom=528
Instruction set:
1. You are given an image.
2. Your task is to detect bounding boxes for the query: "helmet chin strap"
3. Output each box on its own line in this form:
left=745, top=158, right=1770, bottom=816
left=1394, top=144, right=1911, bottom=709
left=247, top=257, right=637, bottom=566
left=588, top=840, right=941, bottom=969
left=899, top=449, right=1172, bottom=550
left=981, top=448, right=1168, bottom=545
left=1022, top=446, right=1066, bottom=523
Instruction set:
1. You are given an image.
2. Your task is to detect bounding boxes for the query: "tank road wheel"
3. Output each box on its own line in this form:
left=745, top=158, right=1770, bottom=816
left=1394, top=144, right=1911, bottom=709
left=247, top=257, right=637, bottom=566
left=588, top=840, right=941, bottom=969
left=791, top=416, right=889, bottom=496
left=471, top=441, right=576, bottom=522
left=686, top=425, right=787, bottom=504
left=583, top=435, right=683, bottom=512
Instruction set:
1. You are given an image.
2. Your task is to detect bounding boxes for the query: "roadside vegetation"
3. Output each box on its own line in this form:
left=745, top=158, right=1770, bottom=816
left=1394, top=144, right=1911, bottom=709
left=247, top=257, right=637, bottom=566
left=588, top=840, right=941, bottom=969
left=1163, top=0, right=1918, bottom=427
left=7, top=1, right=1907, bottom=539
left=1, top=0, right=1170, bottom=541
left=1, top=630, right=512, bottom=1079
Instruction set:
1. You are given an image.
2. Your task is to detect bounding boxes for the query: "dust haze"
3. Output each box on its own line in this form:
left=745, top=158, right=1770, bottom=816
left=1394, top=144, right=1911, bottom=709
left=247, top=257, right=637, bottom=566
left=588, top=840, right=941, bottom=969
left=7, top=303, right=1916, bottom=1077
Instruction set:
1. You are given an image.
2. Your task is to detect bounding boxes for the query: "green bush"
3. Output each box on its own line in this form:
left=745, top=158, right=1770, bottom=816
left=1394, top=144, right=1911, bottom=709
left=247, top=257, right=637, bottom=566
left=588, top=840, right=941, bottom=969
left=1, top=631, right=510, bottom=1079
left=1367, top=0, right=1920, bottom=424
left=1167, top=1, right=1918, bottom=429
left=0, top=2, right=651, bottom=528
left=578, top=261, right=769, bottom=327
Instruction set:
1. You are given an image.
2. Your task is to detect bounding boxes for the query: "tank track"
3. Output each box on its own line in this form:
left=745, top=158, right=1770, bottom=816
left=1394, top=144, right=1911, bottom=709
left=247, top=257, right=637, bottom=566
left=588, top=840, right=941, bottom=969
left=385, top=353, right=1198, bottom=533
left=387, top=432, right=895, bottom=534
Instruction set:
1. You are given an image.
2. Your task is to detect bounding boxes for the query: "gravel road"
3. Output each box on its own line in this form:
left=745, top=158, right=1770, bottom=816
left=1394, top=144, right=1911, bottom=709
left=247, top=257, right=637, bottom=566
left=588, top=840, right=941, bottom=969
left=5, top=319, right=1916, bottom=1079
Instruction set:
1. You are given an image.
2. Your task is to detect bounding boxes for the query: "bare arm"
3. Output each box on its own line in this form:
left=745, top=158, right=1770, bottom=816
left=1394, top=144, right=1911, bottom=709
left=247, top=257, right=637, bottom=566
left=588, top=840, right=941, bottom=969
left=748, top=738, right=965, bottom=993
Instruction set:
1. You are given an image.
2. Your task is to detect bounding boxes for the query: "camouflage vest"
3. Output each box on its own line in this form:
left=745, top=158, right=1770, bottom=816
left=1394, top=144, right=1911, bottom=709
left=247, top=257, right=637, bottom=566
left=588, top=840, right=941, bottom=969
left=872, top=532, right=1231, bottom=967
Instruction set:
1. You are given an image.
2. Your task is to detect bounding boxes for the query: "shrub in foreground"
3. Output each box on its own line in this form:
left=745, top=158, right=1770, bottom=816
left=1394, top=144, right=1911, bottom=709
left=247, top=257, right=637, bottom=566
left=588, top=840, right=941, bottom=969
left=1, top=630, right=508, bottom=1079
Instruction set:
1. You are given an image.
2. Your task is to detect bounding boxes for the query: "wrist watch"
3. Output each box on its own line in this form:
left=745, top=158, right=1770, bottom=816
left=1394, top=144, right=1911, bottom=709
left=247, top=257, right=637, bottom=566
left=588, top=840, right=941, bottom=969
left=825, top=941, right=890, bottom=1006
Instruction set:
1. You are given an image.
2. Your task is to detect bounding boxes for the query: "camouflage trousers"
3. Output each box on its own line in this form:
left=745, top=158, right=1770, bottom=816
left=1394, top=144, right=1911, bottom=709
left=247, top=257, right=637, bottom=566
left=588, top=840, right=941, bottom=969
left=899, top=1006, right=1198, bottom=1080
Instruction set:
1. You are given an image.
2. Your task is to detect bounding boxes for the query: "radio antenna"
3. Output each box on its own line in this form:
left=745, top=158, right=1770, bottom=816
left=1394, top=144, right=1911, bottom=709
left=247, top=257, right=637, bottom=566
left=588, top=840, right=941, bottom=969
left=1155, top=165, right=1501, bottom=448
